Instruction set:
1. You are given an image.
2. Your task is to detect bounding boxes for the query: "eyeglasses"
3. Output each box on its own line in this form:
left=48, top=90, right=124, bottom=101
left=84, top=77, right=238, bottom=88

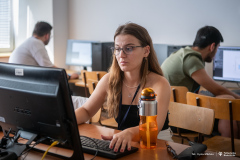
left=110, top=46, right=143, bottom=56
left=166, top=142, right=178, bottom=159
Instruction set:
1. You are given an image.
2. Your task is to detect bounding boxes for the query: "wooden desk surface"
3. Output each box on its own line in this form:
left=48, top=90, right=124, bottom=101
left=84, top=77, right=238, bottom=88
left=75, top=80, right=86, bottom=87
left=66, top=69, right=85, bottom=87
left=1, top=124, right=239, bottom=160
left=67, top=76, right=86, bottom=87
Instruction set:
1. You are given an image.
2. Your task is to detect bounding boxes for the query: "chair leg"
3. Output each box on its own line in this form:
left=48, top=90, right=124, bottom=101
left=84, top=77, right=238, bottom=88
left=198, top=133, right=204, bottom=143
left=229, top=101, right=235, bottom=152
left=177, top=128, right=184, bottom=144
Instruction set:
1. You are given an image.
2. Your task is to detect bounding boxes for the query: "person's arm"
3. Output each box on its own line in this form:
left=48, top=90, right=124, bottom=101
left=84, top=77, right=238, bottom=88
left=153, top=76, right=171, bottom=133
left=75, top=74, right=109, bottom=124
left=69, top=72, right=79, bottom=79
left=191, top=68, right=240, bottom=99
left=67, top=73, right=79, bottom=80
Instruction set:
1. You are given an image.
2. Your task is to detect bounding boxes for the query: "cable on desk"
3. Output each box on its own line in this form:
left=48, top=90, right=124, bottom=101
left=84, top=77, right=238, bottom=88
left=80, top=135, right=99, bottom=160
left=41, top=140, right=59, bottom=160
left=21, top=137, right=48, bottom=160
left=237, top=82, right=240, bottom=88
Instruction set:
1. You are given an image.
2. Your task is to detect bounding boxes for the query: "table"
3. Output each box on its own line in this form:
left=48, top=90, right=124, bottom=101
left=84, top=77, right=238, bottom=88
left=74, top=80, right=86, bottom=87
left=1, top=124, right=239, bottom=160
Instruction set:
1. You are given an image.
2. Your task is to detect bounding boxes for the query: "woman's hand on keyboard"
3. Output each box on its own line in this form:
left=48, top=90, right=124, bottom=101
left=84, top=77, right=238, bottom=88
left=101, top=129, right=134, bottom=153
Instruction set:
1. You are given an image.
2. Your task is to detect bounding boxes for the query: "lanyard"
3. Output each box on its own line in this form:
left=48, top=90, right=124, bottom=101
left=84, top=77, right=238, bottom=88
left=118, top=84, right=140, bottom=130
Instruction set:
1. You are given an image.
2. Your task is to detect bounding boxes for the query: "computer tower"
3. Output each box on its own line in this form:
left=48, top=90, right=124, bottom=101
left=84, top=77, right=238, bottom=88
left=92, top=42, right=114, bottom=71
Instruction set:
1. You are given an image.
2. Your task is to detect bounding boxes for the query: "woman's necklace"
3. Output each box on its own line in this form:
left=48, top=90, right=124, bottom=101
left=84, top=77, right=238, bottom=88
left=123, top=81, right=139, bottom=88
left=123, top=81, right=140, bottom=98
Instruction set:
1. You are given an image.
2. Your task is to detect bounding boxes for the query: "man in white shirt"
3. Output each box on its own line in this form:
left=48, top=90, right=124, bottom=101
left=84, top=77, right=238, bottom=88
left=9, top=21, right=78, bottom=79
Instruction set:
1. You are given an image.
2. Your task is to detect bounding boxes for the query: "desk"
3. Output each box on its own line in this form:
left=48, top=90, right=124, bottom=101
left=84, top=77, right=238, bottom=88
left=66, top=70, right=85, bottom=87
left=74, top=80, right=86, bottom=87
left=66, top=69, right=85, bottom=86
left=1, top=124, right=239, bottom=160
left=66, top=70, right=88, bottom=96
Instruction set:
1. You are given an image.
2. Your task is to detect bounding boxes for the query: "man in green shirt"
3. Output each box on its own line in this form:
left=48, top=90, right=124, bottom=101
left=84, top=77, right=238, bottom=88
left=162, top=26, right=240, bottom=138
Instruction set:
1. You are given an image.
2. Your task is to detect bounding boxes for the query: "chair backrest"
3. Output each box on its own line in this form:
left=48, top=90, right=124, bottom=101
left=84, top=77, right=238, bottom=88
left=82, top=71, right=107, bottom=97
left=82, top=71, right=107, bottom=83
left=170, top=86, right=188, bottom=104
left=186, top=92, right=240, bottom=121
left=87, top=79, right=98, bottom=95
left=87, top=79, right=101, bottom=123
left=169, top=102, right=215, bottom=135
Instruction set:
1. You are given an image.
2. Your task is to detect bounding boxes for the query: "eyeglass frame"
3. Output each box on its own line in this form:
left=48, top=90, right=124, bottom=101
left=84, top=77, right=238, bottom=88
left=110, top=46, right=143, bottom=56
left=165, top=142, right=178, bottom=159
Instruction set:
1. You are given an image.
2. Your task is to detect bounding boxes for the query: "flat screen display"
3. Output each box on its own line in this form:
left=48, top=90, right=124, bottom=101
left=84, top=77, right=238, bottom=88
left=213, top=46, right=240, bottom=82
left=66, top=40, right=97, bottom=67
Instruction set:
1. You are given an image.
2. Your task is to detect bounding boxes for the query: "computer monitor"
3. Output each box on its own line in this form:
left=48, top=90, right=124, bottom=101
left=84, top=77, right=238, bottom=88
left=213, top=46, right=240, bottom=82
left=66, top=39, right=98, bottom=70
left=0, top=62, right=84, bottom=159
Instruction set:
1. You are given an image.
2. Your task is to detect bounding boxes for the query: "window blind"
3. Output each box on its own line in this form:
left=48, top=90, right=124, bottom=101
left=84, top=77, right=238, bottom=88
left=0, top=0, right=12, bottom=50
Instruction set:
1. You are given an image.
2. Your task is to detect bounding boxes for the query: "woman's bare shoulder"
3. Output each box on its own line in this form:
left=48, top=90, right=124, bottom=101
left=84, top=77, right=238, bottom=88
left=146, top=72, right=171, bottom=97
left=146, top=72, right=170, bottom=87
left=100, top=72, right=110, bottom=81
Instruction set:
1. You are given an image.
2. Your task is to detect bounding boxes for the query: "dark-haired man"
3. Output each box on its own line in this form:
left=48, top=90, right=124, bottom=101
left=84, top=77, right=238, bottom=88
left=161, top=26, right=240, bottom=138
left=9, top=21, right=78, bottom=79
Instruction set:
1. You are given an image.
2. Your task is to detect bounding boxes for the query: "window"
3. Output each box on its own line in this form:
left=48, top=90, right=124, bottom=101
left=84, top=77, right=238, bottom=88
left=0, top=0, right=14, bottom=53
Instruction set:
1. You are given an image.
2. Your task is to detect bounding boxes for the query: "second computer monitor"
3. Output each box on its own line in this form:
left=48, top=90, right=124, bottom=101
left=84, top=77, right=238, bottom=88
left=66, top=39, right=113, bottom=72
left=213, top=46, right=240, bottom=82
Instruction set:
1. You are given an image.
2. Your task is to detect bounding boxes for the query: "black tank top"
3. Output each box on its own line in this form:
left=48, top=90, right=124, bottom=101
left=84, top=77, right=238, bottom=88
left=115, top=99, right=169, bottom=131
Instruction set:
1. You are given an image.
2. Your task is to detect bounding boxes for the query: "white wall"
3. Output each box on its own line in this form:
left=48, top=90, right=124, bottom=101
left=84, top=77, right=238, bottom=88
left=68, top=0, right=240, bottom=46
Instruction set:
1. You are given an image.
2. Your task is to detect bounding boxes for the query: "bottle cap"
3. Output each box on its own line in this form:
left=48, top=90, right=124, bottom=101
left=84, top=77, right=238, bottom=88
left=140, top=88, right=157, bottom=101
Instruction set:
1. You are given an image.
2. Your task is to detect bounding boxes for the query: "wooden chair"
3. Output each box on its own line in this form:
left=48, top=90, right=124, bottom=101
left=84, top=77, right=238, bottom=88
left=170, top=86, right=198, bottom=143
left=87, top=79, right=101, bottom=124
left=82, top=70, right=107, bottom=97
left=87, top=79, right=118, bottom=129
left=187, top=92, right=240, bottom=154
left=170, top=86, right=188, bottom=104
left=169, top=102, right=215, bottom=144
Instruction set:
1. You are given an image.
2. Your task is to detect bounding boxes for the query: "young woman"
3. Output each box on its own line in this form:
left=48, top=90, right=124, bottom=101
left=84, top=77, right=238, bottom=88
left=75, top=23, right=171, bottom=152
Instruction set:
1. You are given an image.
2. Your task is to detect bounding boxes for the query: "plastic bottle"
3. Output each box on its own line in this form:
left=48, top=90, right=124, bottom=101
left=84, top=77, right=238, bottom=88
left=139, top=88, right=158, bottom=149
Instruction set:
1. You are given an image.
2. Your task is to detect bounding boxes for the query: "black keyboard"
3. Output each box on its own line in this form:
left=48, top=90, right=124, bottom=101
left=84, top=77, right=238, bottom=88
left=232, top=89, right=240, bottom=95
left=80, top=136, right=138, bottom=159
